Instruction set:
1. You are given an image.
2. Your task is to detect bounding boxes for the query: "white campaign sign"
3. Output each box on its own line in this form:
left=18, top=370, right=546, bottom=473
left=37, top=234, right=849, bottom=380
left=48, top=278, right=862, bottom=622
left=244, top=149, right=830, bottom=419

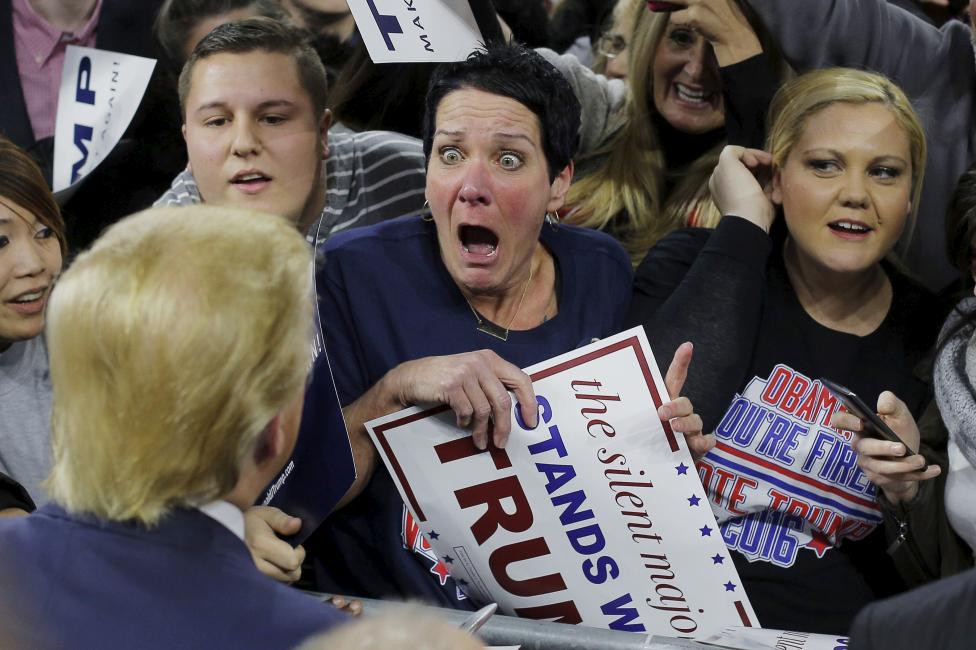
left=53, top=46, right=155, bottom=192
left=347, top=0, right=483, bottom=63
left=367, top=327, right=758, bottom=638
left=700, top=626, right=849, bottom=650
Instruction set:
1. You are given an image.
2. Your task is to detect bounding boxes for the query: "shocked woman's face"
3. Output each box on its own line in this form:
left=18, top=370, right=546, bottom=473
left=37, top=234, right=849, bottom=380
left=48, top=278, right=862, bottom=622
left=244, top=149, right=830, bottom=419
left=425, top=88, right=571, bottom=297
left=651, top=20, right=725, bottom=134
left=0, top=199, right=62, bottom=351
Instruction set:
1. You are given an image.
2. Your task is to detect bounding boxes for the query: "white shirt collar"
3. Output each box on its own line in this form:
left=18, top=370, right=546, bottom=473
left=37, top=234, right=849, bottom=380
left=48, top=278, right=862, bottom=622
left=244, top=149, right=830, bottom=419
left=198, top=500, right=245, bottom=541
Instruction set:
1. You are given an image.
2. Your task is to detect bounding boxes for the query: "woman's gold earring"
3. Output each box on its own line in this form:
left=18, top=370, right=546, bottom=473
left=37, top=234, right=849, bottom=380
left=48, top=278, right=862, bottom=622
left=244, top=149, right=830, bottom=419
left=545, top=211, right=560, bottom=230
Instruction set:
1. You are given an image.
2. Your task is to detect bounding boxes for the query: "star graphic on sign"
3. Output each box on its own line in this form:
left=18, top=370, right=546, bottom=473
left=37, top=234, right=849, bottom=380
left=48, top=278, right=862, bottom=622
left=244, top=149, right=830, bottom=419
left=711, top=554, right=724, bottom=565
left=676, top=463, right=689, bottom=475
left=443, top=554, right=454, bottom=564
left=724, top=581, right=736, bottom=592
left=428, top=531, right=440, bottom=540
left=688, top=495, right=701, bottom=507
left=699, top=525, right=712, bottom=537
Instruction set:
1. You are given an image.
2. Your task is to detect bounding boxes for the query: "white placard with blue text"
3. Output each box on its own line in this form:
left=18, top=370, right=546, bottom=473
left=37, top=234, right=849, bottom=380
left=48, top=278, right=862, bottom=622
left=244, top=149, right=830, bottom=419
left=367, top=327, right=758, bottom=638
left=700, top=626, right=848, bottom=650
left=347, top=0, right=483, bottom=63
left=53, top=46, right=155, bottom=193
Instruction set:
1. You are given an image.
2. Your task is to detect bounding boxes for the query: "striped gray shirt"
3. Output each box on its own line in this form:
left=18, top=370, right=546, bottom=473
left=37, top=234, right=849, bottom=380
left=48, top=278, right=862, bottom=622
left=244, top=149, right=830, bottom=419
left=154, top=128, right=428, bottom=248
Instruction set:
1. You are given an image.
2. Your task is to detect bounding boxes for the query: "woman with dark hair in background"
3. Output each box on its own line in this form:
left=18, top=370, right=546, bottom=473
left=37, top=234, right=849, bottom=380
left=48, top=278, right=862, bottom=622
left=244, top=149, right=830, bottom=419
left=0, top=136, right=66, bottom=512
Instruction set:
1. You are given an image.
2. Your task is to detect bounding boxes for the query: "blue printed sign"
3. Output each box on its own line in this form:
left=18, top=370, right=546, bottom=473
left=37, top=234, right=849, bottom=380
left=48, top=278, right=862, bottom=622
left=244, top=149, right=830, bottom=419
left=53, top=46, right=155, bottom=193
left=367, top=328, right=757, bottom=637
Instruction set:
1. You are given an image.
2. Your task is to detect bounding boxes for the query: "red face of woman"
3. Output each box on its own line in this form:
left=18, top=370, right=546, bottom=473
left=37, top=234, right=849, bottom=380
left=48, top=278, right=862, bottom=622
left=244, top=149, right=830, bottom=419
left=425, top=88, right=571, bottom=297
left=773, top=102, right=913, bottom=276
left=0, top=199, right=62, bottom=350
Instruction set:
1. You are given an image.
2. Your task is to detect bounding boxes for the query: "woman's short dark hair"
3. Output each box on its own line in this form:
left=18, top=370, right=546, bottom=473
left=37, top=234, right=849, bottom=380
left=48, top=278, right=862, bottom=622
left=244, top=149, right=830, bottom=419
left=154, top=0, right=287, bottom=73
left=177, top=17, right=328, bottom=118
left=422, top=43, right=581, bottom=182
left=0, top=136, right=66, bottom=256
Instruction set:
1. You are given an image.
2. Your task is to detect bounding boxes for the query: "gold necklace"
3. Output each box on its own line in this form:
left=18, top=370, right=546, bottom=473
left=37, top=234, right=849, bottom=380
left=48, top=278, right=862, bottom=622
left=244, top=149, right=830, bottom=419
left=466, top=263, right=534, bottom=342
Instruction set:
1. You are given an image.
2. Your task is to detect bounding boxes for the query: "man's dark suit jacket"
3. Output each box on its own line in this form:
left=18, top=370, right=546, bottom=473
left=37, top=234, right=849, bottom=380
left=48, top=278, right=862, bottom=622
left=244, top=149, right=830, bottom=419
left=849, top=566, right=976, bottom=650
left=0, top=503, right=345, bottom=649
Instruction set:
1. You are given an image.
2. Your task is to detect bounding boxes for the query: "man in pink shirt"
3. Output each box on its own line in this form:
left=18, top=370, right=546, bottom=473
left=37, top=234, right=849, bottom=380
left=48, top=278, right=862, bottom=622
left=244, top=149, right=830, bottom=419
left=12, top=0, right=102, bottom=144
left=1, top=0, right=184, bottom=251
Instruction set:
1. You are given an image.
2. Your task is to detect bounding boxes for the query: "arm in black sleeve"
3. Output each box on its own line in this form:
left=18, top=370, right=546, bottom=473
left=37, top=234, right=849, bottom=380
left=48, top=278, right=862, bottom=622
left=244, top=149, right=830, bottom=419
left=627, top=216, right=773, bottom=430
left=0, top=472, right=35, bottom=513
left=720, top=51, right=782, bottom=149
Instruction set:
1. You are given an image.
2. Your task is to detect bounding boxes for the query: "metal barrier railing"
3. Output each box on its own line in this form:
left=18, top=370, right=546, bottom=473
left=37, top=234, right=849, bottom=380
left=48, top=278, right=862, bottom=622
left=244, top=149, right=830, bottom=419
left=306, top=592, right=710, bottom=650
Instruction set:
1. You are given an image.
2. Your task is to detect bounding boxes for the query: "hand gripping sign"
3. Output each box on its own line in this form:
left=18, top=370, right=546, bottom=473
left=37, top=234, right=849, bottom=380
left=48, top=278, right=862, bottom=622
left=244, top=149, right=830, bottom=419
left=367, top=327, right=757, bottom=638
left=53, top=46, right=156, bottom=194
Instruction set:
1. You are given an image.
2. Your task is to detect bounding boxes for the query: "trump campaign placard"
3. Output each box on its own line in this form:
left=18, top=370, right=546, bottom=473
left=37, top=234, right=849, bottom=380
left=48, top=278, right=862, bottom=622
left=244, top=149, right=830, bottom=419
left=347, top=0, right=484, bottom=62
left=700, top=627, right=849, bottom=650
left=53, top=46, right=155, bottom=193
left=260, top=249, right=356, bottom=544
left=367, top=327, right=757, bottom=638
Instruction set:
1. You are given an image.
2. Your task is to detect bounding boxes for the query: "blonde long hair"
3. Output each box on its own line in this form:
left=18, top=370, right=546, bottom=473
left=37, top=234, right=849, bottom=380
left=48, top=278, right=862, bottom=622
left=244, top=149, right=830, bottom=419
left=565, top=6, right=787, bottom=267
left=45, top=206, right=313, bottom=525
left=564, top=9, right=722, bottom=267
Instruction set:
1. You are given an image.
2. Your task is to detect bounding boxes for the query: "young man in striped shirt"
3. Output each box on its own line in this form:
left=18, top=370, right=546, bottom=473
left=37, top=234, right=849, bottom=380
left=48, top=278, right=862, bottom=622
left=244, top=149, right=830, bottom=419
left=155, top=17, right=427, bottom=249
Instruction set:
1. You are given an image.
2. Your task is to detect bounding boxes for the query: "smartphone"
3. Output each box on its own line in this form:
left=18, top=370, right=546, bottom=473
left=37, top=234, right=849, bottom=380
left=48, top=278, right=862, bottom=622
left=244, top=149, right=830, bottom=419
left=821, top=378, right=923, bottom=462
left=647, top=1, right=681, bottom=11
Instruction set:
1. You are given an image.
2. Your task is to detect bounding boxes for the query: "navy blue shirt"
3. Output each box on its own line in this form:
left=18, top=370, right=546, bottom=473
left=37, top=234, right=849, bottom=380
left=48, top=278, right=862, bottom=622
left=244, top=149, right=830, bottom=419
left=307, top=215, right=631, bottom=606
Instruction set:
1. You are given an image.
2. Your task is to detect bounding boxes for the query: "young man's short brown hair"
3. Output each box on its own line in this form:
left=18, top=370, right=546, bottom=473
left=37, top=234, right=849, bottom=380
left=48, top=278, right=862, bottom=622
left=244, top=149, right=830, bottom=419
left=178, top=17, right=328, bottom=118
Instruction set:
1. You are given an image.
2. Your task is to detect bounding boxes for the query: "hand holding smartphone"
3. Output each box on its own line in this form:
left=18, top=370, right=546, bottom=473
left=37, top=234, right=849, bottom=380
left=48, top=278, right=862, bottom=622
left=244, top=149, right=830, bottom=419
left=820, top=379, right=924, bottom=465
left=647, top=1, right=681, bottom=11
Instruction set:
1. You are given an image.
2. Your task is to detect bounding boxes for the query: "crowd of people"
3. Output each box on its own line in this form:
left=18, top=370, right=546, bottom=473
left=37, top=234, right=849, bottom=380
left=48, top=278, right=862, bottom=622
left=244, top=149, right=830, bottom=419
left=2, top=0, right=976, bottom=648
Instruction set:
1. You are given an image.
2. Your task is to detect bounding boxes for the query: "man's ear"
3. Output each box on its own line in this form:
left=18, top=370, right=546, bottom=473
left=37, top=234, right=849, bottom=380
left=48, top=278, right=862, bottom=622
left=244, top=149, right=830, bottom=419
left=254, top=414, right=286, bottom=466
left=770, top=167, right=783, bottom=206
left=181, top=124, right=192, bottom=172
left=319, top=109, right=332, bottom=159
left=546, top=160, right=574, bottom=213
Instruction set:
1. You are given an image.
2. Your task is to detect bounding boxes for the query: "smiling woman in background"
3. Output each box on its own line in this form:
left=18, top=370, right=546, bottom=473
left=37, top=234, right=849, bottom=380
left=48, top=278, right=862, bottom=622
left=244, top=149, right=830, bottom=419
left=0, top=136, right=66, bottom=514
left=543, top=0, right=784, bottom=266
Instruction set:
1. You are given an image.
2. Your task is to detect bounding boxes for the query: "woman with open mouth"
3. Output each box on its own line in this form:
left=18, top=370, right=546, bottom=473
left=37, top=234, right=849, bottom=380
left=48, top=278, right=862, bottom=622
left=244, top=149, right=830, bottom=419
left=0, top=136, right=67, bottom=516
left=298, top=43, right=709, bottom=610
left=630, top=68, right=949, bottom=634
